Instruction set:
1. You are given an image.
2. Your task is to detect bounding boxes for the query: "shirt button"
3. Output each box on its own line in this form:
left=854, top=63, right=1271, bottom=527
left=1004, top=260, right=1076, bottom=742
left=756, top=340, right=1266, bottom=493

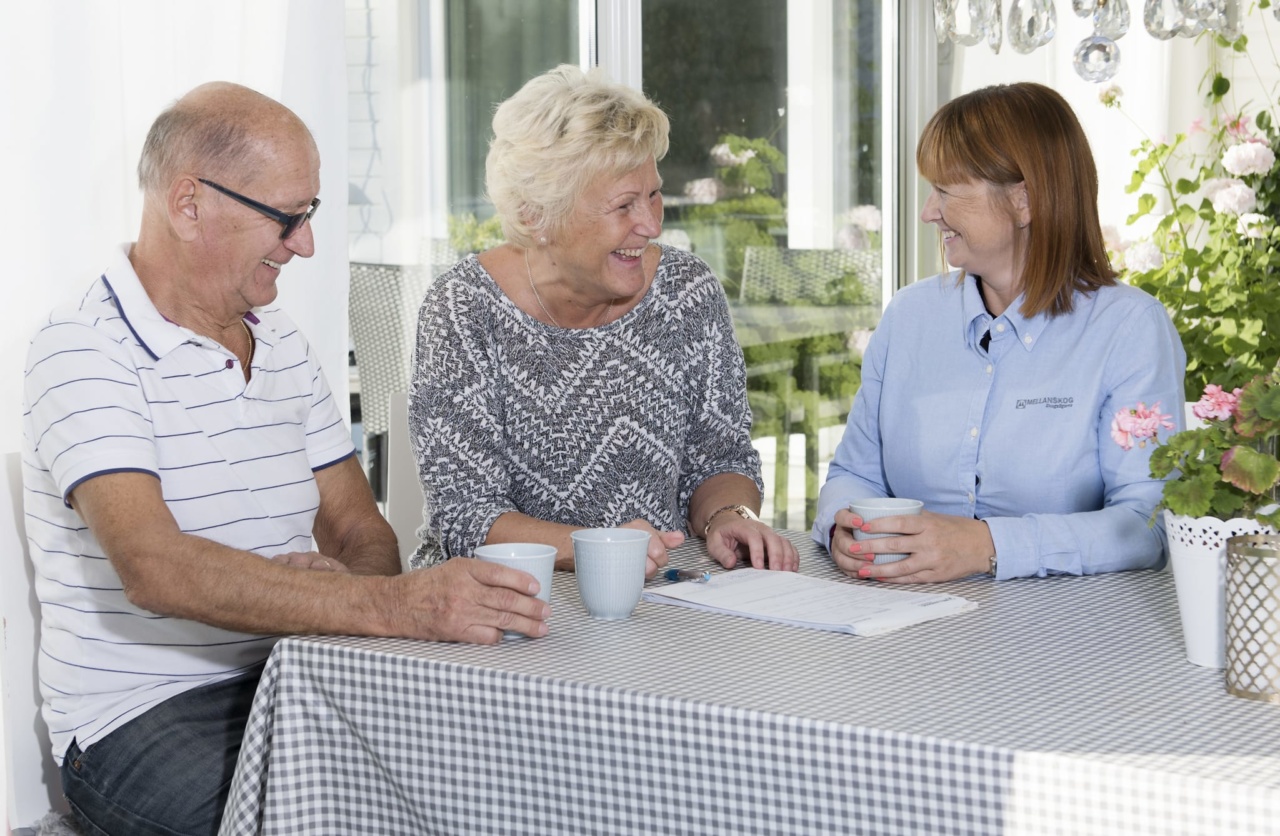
left=225, top=359, right=234, bottom=369
left=995, top=323, right=1006, bottom=333
left=1024, top=335, right=1033, bottom=344
left=985, top=364, right=993, bottom=374
left=970, top=427, right=978, bottom=438
left=968, top=491, right=975, bottom=502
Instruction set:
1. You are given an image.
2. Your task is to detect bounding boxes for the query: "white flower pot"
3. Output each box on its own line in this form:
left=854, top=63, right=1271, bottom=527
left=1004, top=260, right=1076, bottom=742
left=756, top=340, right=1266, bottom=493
left=1165, top=510, right=1277, bottom=668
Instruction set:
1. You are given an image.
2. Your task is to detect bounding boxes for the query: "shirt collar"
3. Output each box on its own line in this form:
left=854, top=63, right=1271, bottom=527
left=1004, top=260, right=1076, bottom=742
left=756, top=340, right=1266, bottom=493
left=961, top=274, right=1047, bottom=353
left=102, top=242, right=266, bottom=360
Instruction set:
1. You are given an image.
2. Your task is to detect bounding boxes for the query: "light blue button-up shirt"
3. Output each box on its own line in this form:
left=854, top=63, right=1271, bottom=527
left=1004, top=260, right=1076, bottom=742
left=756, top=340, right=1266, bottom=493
left=812, top=272, right=1186, bottom=578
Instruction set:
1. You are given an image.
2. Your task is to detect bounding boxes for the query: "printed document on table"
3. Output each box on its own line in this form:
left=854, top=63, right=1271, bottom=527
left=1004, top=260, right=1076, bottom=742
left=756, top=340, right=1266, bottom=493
left=641, top=569, right=977, bottom=636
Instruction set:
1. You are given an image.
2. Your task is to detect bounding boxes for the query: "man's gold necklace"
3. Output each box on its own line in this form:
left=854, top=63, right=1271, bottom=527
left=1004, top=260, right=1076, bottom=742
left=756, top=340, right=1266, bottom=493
left=524, top=247, right=613, bottom=329
left=239, top=319, right=255, bottom=370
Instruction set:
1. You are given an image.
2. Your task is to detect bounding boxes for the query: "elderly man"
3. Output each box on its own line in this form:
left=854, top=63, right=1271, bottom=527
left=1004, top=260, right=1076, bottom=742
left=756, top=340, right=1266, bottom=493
left=21, top=82, right=549, bottom=836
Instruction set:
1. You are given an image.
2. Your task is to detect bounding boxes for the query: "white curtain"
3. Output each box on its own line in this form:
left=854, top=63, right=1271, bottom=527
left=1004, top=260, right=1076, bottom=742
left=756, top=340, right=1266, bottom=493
left=0, top=2, right=349, bottom=828
left=0, top=0, right=351, bottom=453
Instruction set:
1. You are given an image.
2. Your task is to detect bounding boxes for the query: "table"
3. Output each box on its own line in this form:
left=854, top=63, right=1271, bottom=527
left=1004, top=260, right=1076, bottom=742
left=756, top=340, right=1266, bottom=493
left=220, top=532, right=1280, bottom=835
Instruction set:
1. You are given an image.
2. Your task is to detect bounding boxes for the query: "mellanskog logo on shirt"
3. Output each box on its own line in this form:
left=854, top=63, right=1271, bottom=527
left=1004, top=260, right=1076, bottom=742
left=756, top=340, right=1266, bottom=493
left=1016, top=396, right=1074, bottom=410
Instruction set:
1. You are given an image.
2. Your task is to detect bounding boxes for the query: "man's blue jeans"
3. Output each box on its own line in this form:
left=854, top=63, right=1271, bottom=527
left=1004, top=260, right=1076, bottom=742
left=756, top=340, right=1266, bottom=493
left=59, top=665, right=264, bottom=836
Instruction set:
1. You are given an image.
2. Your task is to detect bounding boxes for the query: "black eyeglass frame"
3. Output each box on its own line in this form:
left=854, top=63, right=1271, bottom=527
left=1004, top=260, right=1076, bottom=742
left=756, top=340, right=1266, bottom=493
left=198, top=178, right=320, bottom=240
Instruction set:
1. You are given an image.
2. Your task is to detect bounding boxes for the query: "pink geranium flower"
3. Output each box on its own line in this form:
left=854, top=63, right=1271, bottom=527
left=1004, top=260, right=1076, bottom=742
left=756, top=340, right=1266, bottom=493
left=1192, top=384, right=1243, bottom=421
left=1226, top=114, right=1253, bottom=140
left=1111, top=401, right=1175, bottom=451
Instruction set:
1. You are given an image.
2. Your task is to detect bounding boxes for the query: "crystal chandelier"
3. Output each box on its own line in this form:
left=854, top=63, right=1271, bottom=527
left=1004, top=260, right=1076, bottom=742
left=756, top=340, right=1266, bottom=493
left=933, top=0, right=1273, bottom=83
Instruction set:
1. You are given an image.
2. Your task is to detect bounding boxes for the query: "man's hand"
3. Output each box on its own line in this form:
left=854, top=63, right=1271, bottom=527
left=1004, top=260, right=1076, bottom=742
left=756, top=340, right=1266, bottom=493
left=705, top=516, right=799, bottom=571
left=389, top=558, right=551, bottom=644
left=620, top=519, right=685, bottom=578
left=829, top=509, right=992, bottom=583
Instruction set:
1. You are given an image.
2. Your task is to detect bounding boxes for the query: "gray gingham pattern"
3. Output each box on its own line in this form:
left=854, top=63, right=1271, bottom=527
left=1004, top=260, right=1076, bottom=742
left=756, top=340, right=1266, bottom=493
left=221, top=532, right=1280, bottom=835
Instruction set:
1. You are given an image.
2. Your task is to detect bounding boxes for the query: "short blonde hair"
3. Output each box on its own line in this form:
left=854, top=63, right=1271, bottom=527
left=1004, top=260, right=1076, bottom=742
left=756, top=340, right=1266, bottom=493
left=486, top=65, right=670, bottom=247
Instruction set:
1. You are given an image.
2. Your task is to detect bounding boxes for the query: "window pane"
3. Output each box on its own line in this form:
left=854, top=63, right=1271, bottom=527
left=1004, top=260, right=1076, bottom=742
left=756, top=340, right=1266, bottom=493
left=642, top=0, right=885, bottom=529
left=346, top=0, right=577, bottom=498
left=445, top=0, right=579, bottom=218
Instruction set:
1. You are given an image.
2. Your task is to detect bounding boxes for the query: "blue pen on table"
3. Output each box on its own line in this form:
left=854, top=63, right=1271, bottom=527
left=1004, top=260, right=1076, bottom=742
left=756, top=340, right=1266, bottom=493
left=663, top=568, right=711, bottom=583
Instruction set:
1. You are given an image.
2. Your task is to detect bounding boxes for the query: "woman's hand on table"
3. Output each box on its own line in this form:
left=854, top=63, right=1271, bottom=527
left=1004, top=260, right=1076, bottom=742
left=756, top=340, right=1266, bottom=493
left=829, top=509, right=992, bottom=583
left=620, top=519, right=684, bottom=578
left=705, top=517, right=800, bottom=572
left=393, top=558, right=551, bottom=644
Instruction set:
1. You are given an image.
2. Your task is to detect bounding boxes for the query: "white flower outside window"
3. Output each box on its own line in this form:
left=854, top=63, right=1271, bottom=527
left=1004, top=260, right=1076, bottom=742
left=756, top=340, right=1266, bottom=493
left=1210, top=182, right=1258, bottom=216
left=1222, top=142, right=1277, bottom=177
left=1124, top=240, right=1165, bottom=273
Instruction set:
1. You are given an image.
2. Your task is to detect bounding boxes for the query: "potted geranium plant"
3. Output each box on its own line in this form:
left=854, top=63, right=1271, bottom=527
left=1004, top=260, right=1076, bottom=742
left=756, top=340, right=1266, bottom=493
left=1136, top=371, right=1280, bottom=527
left=1114, top=369, right=1280, bottom=667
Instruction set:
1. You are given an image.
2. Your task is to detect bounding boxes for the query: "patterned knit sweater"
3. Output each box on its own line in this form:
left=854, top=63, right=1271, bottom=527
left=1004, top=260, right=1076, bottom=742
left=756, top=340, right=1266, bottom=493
left=408, top=244, right=763, bottom=565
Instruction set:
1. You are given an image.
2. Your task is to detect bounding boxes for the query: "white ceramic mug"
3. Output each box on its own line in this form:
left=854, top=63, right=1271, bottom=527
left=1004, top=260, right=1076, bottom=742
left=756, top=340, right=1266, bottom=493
left=849, top=497, right=924, bottom=564
left=571, top=528, right=650, bottom=619
left=474, top=542, right=557, bottom=638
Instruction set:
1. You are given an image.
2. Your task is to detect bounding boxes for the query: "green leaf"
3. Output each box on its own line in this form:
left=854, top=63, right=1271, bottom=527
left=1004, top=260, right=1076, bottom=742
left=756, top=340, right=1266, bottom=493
left=1209, top=490, right=1247, bottom=520
left=1234, top=376, right=1280, bottom=436
left=1257, top=506, right=1280, bottom=528
left=1220, top=445, right=1280, bottom=495
left=1131, top=192, right=1162, bottom=222
left=1211, top=74, right=1230, bottom=98
left=1162, top=475, right=1215, bottom=518
left=1175, top=178, right=1198, bottom=195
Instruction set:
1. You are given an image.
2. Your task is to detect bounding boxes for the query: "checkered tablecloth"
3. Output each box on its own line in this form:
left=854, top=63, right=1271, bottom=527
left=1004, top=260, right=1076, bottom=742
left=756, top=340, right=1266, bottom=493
left=220, top=532, right=1280, bottom=835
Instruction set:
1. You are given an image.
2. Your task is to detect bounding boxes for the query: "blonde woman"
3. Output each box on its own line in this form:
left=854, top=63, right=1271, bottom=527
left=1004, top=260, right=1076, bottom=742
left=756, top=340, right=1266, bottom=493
left=410, top=65, right=798, bottom=576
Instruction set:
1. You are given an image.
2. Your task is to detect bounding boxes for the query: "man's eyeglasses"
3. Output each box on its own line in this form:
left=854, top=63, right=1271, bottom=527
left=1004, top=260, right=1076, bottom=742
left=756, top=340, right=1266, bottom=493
left=198, top=178, right=320, bottom=240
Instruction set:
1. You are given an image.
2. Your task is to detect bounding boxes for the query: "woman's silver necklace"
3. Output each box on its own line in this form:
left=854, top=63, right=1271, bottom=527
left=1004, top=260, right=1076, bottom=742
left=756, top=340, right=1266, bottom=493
left=524, top=246, right=613, bottom=329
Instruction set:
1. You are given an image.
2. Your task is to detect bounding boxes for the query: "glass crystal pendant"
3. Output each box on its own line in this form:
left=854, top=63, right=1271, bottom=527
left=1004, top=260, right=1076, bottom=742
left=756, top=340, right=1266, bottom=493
left=1072, top=0, right=1097, bottom=15
left=1175, top=0, right=1216, bottom=19
left=1144, top=0, right=1184, bottom=38
left=1009, top=0, right=1058, bottom=53
left=1177, top=15, right=1206, bottom=35
left=1073, top=33, right=1121, bottom=81
left=984, top=0, right=1004, bottom=52
left=935, top=0, right=958, bottom=43
left=953, top=0, right=985, bottom=45
left=1211, top=0, right=1243, bottom=39
left=1094, top=0, right=1131, bottom=38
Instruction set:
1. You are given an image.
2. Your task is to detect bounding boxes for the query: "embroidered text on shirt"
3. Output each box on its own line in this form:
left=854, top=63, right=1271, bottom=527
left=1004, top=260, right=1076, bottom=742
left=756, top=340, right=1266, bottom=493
left=1016, top=396, right=1075, bottom=409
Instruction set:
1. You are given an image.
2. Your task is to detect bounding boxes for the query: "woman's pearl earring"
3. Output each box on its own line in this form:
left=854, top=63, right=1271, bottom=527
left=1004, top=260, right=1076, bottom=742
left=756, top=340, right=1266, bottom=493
left=538, top=236, right=548, bottom=245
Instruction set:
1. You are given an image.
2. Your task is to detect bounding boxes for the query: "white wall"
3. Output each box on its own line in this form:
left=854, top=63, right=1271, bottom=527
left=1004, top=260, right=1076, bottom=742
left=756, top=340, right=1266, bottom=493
left=0, top=2, right=350, bottom=829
